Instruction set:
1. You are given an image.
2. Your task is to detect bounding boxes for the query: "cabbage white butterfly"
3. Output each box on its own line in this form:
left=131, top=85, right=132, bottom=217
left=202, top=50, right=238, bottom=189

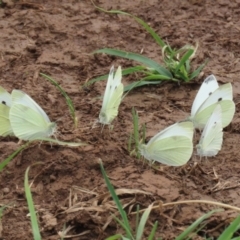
left=99, top=66, right=123, bottom=125
left=139, top=121, right=194, bottom=166
left=9, top=90, right=56, bottom=141
left=196, top=105, right=223, bottom=157
left=0, top=86, right=13, bottom=136
left=190, top=75, right=235, bottom=129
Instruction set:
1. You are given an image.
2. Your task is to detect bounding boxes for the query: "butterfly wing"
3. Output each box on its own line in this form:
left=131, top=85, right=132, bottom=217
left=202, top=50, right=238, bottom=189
left=101, top=66, right=115, bottom=110
left=0, top=104, right=13, bottom=136
left=0, top=86, right=12, bottom=107
left=148, top=121, right=194, bottom=144
left=192, top=83, right=235, bottom=129
left=197, top=105, right=223, bottom=157
left=219, top=100, right=235, bottom=128
left=99, top=66, right=123, bottom=125
left=140, top=121, right=194, bottom=166
left=9, top=104, right=56, bottom=141
left=11, top=90, right=51, bottom=123
left=191, top=75, right=218, bottom=117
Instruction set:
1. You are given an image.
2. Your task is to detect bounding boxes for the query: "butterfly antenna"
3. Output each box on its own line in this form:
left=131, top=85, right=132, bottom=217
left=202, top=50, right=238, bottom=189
left=172, top=104, right=186, bottom=114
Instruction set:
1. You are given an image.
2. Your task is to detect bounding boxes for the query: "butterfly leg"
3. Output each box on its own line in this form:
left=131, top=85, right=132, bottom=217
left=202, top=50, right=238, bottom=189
left=187, top=161, right=208, bottom=175
left=91, top=119, right=99, bottom=129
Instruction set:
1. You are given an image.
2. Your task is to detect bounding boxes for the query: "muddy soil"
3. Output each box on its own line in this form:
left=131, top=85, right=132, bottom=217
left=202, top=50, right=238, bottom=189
left=1, top=0, right=240, bottom=239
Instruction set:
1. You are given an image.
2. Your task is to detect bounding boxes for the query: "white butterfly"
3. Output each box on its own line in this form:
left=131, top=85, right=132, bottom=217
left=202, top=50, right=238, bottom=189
left=9, top=90, right=56, bottom=141
left=139, top=121, right=194, bottom=166
left=99, top=66, right=123, bottom=125
left=0, top=86, right=13, bottom=136
left=190, top=75, right=235, bottom=129
left=196, top=104, right=223, bottom=157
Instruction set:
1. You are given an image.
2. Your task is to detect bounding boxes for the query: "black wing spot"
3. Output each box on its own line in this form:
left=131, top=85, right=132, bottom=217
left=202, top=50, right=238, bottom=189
left=205, top=76, right=215, bottom=84
left=209, top=92, right=212, bottom=96
left=2, top=101, right=6, bottom=105
left=218, top=97, right=222, bottom=102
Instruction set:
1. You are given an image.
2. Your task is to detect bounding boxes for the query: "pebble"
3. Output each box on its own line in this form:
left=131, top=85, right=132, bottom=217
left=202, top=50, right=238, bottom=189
left=3, top=187, right=10, bottom=193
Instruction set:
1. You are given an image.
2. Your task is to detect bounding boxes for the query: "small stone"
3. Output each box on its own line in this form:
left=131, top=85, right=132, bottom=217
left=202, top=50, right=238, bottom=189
left=50, top=175, right=56, bottom=181
left=3, top=187, right=10, bottom=193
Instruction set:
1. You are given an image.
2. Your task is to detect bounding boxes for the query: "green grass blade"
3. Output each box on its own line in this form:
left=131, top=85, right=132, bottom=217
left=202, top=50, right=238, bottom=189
left=40, top=73, right=77, bottom=127
left=173, top=49, right=194, bottom=77
left=189, top=59, right=209, bottom=80
left=231, top=237, right=240, bottom=240
left=105, top=234, right=125, bottom=240
left=185, top=221, right=209, bottom=240
left=123, top=72, right=175, bottom=92
left=148, top=221, right=158, bottom=240
left=131, top=16, right=166, bottom=49
left=112, top=215, right=133, bottom=239
left=141, top=75, right=177, bottom=81
left=112, top=10, right=167, bottom=50
left=0, top=203, right=12, bottom=218
left=85, top=66, right=146, bottom=87
left=36, top=138, right=88, bottom=147
left=175, top=209, right=223, bottom=240
left=0, top=206, right=6, bottom=219
left=0, top=143, right=29, bottom=172
left=94, top=48, right=172, bottom=78
left=218, top=215, right=240, bottom=240
left=185, top=59, right=191, bottom=73
left=24, top=166, right=42, bottom=240
left=99, top=161, right=133, bottom=239
left=91, top=2, right=169, bottom=52
left=124, top=80, right=162, bottom=92
left=135, top=205, right=140, bottom=237
left=136, top=204, right=153, bottom=240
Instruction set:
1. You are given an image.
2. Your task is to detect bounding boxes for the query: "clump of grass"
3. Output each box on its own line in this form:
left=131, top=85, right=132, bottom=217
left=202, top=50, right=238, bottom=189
left=40, top=73, right=78, bottom=128
left=99, top=159, right=158, bottom=240
left=99, top=158, right=240, bottom=239
left=88, top=3, right=207, bottom=91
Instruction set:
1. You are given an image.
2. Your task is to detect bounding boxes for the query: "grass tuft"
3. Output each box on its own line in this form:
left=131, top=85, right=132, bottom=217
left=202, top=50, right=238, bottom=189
left=89, top=2, right=208, bottom=91
left=99, top=159, right=158, bottom=240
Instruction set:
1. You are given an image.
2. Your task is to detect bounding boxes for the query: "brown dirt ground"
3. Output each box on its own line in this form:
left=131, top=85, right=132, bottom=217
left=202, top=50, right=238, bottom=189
left=1, top=0, right=240, bottom=239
